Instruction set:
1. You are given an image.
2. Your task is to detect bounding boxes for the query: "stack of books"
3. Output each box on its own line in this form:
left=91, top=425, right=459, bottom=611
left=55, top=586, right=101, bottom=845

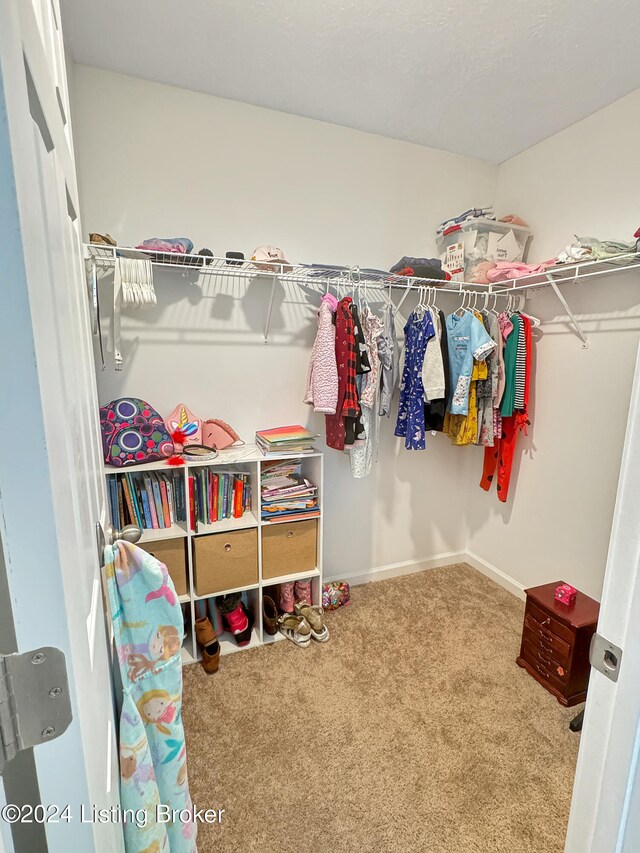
left=261, top=460, right=319, bottom=523
left=255, top=425, right=317, bottom=457
left=189, top=469, right=251, bottom=532
left=108, top=471, right=186, bottom=531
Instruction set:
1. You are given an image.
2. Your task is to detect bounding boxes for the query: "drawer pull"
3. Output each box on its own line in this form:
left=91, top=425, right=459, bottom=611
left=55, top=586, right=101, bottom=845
left=224, top=543, right=232, bottom=552
left=286, top=531, right=294, bottom=538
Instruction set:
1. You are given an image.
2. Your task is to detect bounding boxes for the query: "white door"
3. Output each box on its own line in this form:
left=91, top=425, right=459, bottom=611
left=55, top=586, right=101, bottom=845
left=565, top=342, right=640, bottom=852
left=0, top=2, right=122, bottom=851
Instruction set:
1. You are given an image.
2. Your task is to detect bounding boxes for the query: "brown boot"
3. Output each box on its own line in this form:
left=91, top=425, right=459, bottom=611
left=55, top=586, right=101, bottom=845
left=262, top=595, right=278, bottom=636
left=195, top=617, right=220, bottom=674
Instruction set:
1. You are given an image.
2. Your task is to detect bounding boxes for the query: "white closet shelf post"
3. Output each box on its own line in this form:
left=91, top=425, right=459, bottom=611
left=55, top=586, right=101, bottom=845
left=263, top=276, right=278, bottom=343
left=544, top=273, right=589, bottom=349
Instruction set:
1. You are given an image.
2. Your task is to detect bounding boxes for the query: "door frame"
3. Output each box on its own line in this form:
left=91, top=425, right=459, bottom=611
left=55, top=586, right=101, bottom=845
left=0, top=2, right=122, bottom=850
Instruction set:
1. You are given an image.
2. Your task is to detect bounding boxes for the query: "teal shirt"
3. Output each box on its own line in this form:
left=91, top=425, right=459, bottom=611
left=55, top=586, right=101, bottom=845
left=501, top=314, right=521, bottom=417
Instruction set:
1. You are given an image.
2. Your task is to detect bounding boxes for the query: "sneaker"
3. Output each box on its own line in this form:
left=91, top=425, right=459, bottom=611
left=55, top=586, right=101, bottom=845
left=262, top=595, right=278, bottom=636
left=294, top=603, right=329, bottom=643
left=278, top=582, right=295, bottom=613
left=294, top=580, right=312, bottom=605
left=277, top=613, right=311, bottom=647
left=234, top=603, right=255, bottom=647
left=223, top=603, right=248, bottom=637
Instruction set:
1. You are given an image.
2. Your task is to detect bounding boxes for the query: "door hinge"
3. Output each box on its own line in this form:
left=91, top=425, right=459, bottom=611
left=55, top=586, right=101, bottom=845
left=0, top=647, right=72, bottom=775
left=589, top=633, right=623, bottom=683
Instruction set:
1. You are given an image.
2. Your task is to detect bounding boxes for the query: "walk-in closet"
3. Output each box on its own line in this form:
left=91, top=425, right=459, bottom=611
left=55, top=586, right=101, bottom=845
left=1, top=2, right=640, bottom=852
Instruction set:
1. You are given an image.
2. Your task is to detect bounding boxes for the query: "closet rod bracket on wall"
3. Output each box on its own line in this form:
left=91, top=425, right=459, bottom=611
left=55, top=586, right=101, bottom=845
left=544, top=274, right=589, bottom=349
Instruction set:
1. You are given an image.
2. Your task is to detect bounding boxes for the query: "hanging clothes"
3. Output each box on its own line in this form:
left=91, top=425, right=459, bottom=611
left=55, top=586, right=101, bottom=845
left=476, top=311, right=496, bottom=446
left=105, top=540, right=197, bottom=853
left=445, top=311, right=495, bottom=416
left=377, top=303, right=400, bottom=417
left=424, top=309, right=450, bottom=432
left=395, top=310, right=435, bottom=450
left=421, top=310, right=446, bottom=403
left=304, top=292, right=339, bottom=414
left=326, top=297, right=360, bottom=451
left=345, top=302, right=368, bottom=447
left=478, top=310, right=502, bottom=447
left=480, top=313, right=533, bottom=501
left=444, top=357, right=483, bottom=446
left=351, top=305, right=384, bottom=478
left=500, top=313, right=521, bottom=417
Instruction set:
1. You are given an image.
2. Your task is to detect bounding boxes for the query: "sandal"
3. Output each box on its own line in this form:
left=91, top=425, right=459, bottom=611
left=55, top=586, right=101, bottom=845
left=277, top=613, right=311, bottom=647
left=294, top=603, right=329, bottom=643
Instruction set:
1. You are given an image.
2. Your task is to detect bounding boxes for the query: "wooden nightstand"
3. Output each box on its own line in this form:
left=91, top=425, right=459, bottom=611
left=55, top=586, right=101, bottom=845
left=516, top=582, right=600, bottom=707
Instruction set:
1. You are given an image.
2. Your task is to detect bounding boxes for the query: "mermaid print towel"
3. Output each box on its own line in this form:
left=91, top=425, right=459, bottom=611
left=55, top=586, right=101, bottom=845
left=105, top=540, right=197, bottom=853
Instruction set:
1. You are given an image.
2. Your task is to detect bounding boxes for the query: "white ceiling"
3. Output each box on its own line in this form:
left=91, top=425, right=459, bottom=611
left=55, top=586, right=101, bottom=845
left=60, top=0, right=640, bottom=163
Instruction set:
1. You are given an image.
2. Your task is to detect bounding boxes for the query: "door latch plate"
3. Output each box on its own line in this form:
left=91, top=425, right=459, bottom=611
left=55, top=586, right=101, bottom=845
left=589, top=633, right=623, bottom=683
left=0, top=647, right=72, bottom=774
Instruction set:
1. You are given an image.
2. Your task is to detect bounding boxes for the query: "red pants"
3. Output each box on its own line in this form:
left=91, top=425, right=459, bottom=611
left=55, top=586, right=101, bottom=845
left=480, top=413, right=528, bottom=502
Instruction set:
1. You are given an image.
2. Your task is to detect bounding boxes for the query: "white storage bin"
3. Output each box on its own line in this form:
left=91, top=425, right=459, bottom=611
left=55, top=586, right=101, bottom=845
left=437, top=218, right=532, bottom=281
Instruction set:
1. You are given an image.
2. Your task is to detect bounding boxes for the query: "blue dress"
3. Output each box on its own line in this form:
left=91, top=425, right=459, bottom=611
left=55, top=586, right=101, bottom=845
left=394, top=310, right=435, bottom=450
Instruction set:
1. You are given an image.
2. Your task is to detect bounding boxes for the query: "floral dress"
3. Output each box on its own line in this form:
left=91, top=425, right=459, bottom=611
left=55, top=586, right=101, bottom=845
left=394, top=310, right=435, bottom=450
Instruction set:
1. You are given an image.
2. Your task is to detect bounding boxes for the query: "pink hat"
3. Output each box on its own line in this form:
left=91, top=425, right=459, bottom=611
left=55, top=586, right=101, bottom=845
left=251, top=246, right=292, bottom=273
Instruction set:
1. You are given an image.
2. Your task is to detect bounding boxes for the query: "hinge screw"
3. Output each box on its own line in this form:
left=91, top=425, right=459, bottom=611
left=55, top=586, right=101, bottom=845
left=49, top=687, right=62, bottom=698
left=31, top=653, right=46, bottom=665
left=41, top=727, right=55, bottom=738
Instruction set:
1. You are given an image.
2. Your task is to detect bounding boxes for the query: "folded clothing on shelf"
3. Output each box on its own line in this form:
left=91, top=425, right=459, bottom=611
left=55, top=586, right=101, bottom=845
left=390, top=256, right=442, bottom=274
left=485, top=260, right=556, bottom=283
left=556, top=236, right=638, bottom=265
left=395, top=264, right=451, bottom=282
left=437, top=206, right=495, bottom=235
left=136, top=237, right=194, bottom=254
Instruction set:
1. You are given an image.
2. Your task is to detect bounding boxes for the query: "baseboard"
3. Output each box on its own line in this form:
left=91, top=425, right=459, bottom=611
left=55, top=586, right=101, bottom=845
left=324, top=551, right=468, bottom=588
left=324, top=549, right=526, bottom=601
left=464, top=551, right=526, bottom=600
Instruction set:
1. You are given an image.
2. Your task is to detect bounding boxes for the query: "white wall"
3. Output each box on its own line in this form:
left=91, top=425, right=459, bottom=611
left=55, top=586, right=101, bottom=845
left=72, top=65, right=640, bottom=601
left=467, top=90, right=640, bottom=600
left=72, top=65, right=497, bottom=579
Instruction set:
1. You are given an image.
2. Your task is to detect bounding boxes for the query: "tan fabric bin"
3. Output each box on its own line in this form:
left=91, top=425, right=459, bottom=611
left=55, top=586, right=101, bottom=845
left=193, top=528, right=258, bottom=596
left=262, top=519, right=318, bottom=580
left=141, top=538, right=188, bottom=597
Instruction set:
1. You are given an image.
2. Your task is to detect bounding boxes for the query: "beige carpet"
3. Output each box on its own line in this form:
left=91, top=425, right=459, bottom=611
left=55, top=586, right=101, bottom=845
left=183, top=564, right=580, bottom=853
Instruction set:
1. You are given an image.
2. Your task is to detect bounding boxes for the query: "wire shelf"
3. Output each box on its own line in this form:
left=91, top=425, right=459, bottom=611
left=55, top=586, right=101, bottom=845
left=85, top=243, right=640, bottom=295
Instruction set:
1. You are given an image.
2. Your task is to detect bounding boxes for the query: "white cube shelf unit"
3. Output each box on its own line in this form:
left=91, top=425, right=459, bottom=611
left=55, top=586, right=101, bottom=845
left=105, top=445, right=323, bottom=664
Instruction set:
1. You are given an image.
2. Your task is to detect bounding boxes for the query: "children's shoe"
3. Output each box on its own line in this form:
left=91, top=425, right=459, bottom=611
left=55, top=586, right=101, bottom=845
left=277, top=613, right=311, bottom=647
left=294, top=603, right=329, bottom=642
left=278, top=582, right=295, bottom=613
left=223, top=603, right=249, bottom=637
left=234, top=603, right=255, bottom=647
left=262, top=595, right=278, bottom=636
left=194, top=617, right=220, bottom=673
left=294, top=580, right=312, bottom=605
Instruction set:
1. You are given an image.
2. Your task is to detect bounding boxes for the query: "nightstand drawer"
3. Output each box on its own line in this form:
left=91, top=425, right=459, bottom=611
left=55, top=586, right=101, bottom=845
left=523, top=651, right=566, bottom=691
left=522, top=640, right=568, bottom=682
left=526, top=601, right=574, bottom=644
left=524, top=615, right=571, bottom=660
